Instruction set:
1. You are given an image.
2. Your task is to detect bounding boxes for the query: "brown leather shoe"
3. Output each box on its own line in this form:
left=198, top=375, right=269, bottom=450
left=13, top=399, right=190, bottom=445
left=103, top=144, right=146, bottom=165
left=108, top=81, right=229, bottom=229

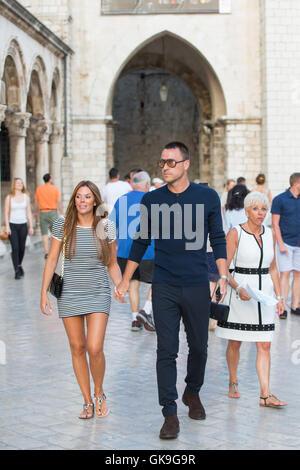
left=159, top=414, right=180, bottom=439
left=182, top=389, right=206, bottom=420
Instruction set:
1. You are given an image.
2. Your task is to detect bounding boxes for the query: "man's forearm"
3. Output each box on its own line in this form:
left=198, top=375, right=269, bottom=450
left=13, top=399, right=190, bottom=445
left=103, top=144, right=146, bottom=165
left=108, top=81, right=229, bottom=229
left=123, top=260, right=139, bottom=282
left=273, top=223, right=284, bottom=246
left=216, top=258, right=228, bottom=277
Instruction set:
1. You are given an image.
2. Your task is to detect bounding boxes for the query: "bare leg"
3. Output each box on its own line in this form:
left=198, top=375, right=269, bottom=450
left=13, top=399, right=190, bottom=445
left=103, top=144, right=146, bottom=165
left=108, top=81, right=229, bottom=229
left=147, top=286, right=152, bottom=302
left=42, top=235, right=49, bottom=255
left=63, top=316, right=93, bottom=418
left=256, top=342, right=287, bottom=406
left=226, top=340, right=242, bottom=398
left=129, top=279, right=140, bottom=314
left=280, top=271, right=291, bottom=305
left=291, top=271, right=300, bottom=310
left=86, top=313, right=109, bottom=417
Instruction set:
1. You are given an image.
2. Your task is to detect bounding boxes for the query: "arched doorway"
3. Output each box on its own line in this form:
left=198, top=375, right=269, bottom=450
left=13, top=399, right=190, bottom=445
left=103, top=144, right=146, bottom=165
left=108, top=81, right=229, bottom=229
left=113, top=70, right=200, bottom=180
left=108, top=33, right=227, bottom=191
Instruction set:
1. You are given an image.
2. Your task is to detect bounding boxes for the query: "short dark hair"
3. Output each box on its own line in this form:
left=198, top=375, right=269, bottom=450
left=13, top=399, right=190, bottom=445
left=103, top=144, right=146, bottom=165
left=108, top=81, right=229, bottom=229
left=43, top=173, right=51, bottom=183
left=237, top=176, right=246, bottom=184
left=109, top=168, right=119, bottom=179
left=226, top=184, right=250, bottom=211
left=164, top=142, right=190, bottom=161
left=290, top=173, right=300, bottom=187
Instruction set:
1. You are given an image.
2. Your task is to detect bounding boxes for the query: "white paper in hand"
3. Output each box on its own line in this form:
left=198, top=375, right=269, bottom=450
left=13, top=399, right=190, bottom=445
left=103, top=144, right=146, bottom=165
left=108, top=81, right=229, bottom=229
left=245, top=284, right=277, bottom=306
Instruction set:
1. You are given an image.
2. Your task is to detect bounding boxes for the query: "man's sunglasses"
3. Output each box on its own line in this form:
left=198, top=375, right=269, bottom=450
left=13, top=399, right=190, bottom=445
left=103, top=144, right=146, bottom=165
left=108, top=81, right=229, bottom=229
left=158, top=159, right=186, bottom=168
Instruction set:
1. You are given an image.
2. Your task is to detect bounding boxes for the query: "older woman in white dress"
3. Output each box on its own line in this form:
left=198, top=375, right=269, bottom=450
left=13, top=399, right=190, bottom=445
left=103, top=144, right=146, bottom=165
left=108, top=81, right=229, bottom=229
left=215, top=192, right=287, bottom=408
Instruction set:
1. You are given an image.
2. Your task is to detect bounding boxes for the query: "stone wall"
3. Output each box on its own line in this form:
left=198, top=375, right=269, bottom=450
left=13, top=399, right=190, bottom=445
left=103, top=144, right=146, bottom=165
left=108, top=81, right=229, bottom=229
left=225, top=118, right=262, bottom=189
left=261, top=0, right=300, bottom=196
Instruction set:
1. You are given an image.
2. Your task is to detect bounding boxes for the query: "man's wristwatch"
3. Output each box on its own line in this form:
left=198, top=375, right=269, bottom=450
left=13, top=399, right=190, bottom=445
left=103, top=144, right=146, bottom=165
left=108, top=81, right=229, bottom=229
left=220, top=275, right=229, bottom=282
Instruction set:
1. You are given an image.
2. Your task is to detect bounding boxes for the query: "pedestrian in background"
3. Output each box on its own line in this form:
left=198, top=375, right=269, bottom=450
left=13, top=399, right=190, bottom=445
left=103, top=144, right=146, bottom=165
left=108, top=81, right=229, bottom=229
left=34, top=173, right=63, bottom=259
left=224, top=184, right=249, bottom=232
left=4, top=177, right=34, bottom=279
left=101, top=168, right=132, bottom=214
left=220, top=178, right=236, bottom=217
left=253, top=173, right=272, bottom=205
left=237, top=176, right=247, bottom=186
left=271, top=173, right=300, bottom=319
left=111, top=171, right=155, bottom=332
left=40, top=181, right=124, bottom=419
left=216, top=192, right=286, bottom=408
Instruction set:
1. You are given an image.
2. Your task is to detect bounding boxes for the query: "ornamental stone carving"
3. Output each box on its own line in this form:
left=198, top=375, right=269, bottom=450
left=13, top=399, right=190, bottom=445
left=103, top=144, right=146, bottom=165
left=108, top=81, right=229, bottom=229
left=5, top=112, right=31, bottom=137
left=31, top=119, right=53, bottom=143
left=49, top=121, right=64, bottom=144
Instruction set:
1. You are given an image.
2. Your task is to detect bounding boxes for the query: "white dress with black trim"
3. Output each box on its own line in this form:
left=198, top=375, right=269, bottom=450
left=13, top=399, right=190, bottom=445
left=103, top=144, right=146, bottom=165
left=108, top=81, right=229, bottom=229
left=51, top=217, right=116, bottom=318
left=215, top=224, right=276, bottom=342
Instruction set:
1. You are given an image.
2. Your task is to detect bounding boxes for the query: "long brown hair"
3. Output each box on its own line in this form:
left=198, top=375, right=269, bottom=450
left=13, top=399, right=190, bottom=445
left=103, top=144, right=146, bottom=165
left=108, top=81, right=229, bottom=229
left=10, top=178, right=28, bottom=196
left=63, top=181, right=111, bottom=265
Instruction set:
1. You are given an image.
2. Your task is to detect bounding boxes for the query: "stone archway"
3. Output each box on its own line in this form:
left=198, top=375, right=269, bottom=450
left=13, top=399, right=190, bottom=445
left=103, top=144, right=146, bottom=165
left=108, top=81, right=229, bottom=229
left=107, top=33, right=227, bottom=191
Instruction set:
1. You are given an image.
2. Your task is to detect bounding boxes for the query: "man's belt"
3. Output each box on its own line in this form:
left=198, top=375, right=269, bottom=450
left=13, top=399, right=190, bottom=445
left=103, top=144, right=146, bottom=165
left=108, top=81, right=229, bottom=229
left=235, top=267, right=269, bottom=275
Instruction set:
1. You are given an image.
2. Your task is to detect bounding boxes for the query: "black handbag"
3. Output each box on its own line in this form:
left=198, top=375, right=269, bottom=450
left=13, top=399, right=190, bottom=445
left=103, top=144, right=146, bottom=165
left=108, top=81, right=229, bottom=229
left=48, top=238, right=65, bottom=299
left=209, top=227, right=242, bottom=322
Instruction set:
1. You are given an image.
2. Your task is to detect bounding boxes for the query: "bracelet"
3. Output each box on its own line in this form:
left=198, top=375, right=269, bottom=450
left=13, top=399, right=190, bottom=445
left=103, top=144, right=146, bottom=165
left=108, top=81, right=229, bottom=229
left=220, top=275, right=229, bottom=282
left=276, top=296, right=284, bottom=301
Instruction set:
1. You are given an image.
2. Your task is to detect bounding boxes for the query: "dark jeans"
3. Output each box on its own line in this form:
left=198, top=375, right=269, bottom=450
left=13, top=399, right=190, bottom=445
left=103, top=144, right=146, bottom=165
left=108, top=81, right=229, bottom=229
left=9, top=223, right=28, bottom=273
left=152, top=283, right=211, bottom=417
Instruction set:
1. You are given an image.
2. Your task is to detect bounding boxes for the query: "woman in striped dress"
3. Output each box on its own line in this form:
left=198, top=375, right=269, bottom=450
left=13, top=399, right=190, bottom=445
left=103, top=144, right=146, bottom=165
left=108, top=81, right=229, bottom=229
left=40, top=181, right=124, bottom=419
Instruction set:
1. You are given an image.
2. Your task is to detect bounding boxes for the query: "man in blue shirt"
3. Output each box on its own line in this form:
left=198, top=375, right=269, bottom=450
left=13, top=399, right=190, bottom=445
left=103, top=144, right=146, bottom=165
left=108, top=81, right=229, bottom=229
left=271, top=173, right=300, bottom=318
left=111, top=171, right=155, bottom=332
left=116, top=142, right=227, bottom=440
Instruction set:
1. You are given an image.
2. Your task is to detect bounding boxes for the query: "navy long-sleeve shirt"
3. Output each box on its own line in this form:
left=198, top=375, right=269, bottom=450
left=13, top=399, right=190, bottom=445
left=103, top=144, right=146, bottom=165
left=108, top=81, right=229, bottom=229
left=128, top=182, right=227, bottom=285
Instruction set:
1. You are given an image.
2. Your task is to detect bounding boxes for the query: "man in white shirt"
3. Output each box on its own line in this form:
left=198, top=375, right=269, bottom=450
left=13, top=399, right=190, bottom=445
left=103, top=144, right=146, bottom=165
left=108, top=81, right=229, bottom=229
left=101, top=168, right=132, bottom=214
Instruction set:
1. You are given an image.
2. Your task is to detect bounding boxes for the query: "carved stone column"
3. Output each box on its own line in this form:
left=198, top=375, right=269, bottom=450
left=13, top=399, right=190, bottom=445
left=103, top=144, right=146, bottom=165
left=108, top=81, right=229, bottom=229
left=0, top=105, right=7, bottom=124
left=5, top=112, right=31, bottom=184
left=49, top=122, right=63, bottom=191
left=31, top=119, right=53, bottom=186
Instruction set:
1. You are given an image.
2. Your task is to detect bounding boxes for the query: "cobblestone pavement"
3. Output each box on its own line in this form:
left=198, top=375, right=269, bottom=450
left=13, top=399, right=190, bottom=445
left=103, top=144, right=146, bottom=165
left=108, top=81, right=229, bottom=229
left=0, top=251, right=300, bottom=450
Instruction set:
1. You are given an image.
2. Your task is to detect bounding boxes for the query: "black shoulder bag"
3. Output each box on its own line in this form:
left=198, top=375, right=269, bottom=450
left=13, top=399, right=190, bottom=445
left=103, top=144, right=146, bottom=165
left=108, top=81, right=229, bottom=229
left=48, top=238, right=66, bottom=299
left=210, top=227, right=242, bottom=322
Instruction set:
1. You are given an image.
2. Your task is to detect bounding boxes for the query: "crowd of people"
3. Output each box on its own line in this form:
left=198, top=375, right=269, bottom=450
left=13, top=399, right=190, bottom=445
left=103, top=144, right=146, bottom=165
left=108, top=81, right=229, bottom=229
left=2, top=143, right=300, bottom=439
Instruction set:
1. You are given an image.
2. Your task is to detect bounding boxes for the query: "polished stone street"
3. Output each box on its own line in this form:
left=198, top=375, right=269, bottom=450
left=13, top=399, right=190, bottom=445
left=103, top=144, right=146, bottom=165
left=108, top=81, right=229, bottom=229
left=0, top=249, right=300, bottom=450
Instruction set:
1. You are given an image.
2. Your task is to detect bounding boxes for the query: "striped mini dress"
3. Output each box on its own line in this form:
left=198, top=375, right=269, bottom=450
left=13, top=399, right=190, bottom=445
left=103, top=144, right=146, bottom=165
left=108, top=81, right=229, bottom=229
left=51, top=217, right=116, bottom=318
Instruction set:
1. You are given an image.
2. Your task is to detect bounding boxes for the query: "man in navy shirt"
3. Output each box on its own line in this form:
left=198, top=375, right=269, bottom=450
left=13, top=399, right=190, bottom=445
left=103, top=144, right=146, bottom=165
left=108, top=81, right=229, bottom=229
left=111, top=171, right=155, bottom=332
left=116, top=142, right=227, bottom=439
left=271, top=173, right=300, bottom=318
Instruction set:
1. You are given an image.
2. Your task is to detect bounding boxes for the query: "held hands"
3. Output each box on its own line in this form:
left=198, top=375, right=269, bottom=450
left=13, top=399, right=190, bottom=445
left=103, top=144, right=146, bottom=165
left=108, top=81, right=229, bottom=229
left=40, top=291, right=53, bottom=316
left=114, top=280, right=129, bottom=303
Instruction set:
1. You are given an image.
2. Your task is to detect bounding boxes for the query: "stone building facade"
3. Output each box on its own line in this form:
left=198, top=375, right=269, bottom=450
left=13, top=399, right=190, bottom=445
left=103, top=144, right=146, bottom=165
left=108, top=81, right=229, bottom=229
left=0, top=0, right=73, bottom=232
left=1, top=0, right=300, bottom=221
